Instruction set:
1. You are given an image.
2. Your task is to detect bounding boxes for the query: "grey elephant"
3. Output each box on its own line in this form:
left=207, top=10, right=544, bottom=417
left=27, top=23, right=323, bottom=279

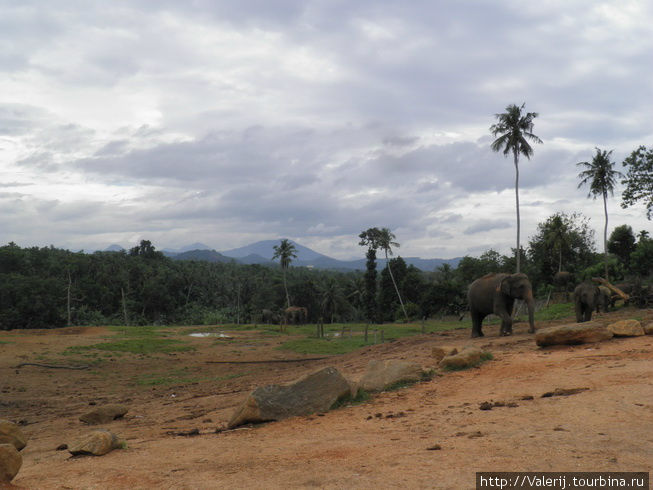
left=573, top=282, right=600, bottom=322
left=261, top=309, right=280, bottom=324
left=596, top=286, right=611, bottom=313
left=284, top=306, right=308, bottom=325
left=467, top=273, right=536, bottom=338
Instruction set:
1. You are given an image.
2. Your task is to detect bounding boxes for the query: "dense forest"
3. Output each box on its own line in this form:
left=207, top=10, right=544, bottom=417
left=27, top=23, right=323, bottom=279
left=0, top=215, right=651, bottom=330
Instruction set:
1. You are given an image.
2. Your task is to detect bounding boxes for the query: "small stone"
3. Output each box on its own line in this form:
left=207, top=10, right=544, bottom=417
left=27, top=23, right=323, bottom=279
left=426, top=444, right=442, bottom=450
left=607, top=319, right=645, bottom=337
left=479, top=401, right=493, bottom=411
left=643, top=323, right=653, bottom=335
left=439, top=347, right=489, bottom=370
left=0, top=444, right=22, bottom=482
left=506, top=402, right=519, bottom=408
left=521, top=395, right=534, bottom=400
left=56, top=444, right=68, bottom=451
left=431, top=346, right=458, bottom=362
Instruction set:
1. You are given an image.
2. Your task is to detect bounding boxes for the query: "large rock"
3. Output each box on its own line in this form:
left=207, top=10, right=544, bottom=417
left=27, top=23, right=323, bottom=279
left=79, top=404, right=128, bottom=425
left=228, top=367, right=352, bottom=428
left=535, top=322, right=613, bottom=346
left=69, top=429, right=124, bottom=456
left=607, top=319, right=645, bottom=337
left=439, top=347, right=487, bottom=370
left=358, top=360, right=423, bottom=392
left=0, top=420, right=27, bottom=451
left=0, top=444, right=22, bottom=482
left=644, top=323, right=653, bottom=335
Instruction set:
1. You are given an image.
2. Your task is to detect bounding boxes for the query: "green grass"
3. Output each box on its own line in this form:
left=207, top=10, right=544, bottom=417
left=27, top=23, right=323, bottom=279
left=133, top=370, right=246, bottom=387
left=330, top=389, right=371, bottom=410
left=67, top=338, right=193, bottom=355
left=534, top=302, right=575, bottom=321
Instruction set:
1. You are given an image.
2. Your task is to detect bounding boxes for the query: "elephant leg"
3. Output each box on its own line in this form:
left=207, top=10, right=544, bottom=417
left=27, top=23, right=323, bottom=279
left=574, top=303, right=583, bottom=323
left=470, top=311, right=485, bottom=338
left=499, top=313, right=513, bottom=336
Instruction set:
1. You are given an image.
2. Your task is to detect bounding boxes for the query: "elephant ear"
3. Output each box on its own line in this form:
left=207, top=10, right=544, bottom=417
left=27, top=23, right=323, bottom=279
left=500, top=276, right=512, bottom=296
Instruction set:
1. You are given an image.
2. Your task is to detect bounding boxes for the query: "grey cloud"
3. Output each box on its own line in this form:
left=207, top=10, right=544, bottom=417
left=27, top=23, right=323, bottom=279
left=464, top=220, right=511, bottom=235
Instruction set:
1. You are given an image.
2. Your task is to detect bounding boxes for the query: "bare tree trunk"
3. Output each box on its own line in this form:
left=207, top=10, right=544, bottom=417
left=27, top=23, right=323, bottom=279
left=603, top=192, right=609, bottom=280
left=67, top=270, right=72, bottom=326
left=283, top=269, right=290, bottom=308
left=386, top=250, right=408, bottom=321
left=121, top=287, right=129, bottom=326
left=514, top=150, right=521, bottom=273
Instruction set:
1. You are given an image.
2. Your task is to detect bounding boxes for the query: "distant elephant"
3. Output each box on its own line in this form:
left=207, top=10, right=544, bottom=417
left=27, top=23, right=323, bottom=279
left=261, top=309, right=280, bottom=324
left=596, top=286, right=612, bottom=313
left=467, top=273, right=536, bottom=338
left=573, top=282, right=600, bottom=322
left=553, top=271, right=574, bottom=292
left=284, top=306, right=308, bottom=325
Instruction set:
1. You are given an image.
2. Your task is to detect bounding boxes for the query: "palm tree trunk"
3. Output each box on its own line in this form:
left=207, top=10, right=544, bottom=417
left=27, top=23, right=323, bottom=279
left=283, top=268, right=290, bottom=308
left=386, top=251, right=408, bottom=321
left=603, top=192, right=609, bottom=280
left=558, top=246, right=562, bottom=273
left=513, top=150, right=521, bottom=273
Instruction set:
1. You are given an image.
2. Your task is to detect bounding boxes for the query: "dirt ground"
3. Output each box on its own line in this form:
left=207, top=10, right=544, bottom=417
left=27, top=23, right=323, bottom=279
left=1, top=308, right=652, bottom=489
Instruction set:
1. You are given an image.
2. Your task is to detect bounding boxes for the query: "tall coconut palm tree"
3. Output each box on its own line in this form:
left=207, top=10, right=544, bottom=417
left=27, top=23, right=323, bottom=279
left=577, top=148, right=624, bottom=280
left=377, top=227, right=408, bottom=322
left=272, top=238, right=297, bottom=308
left=490, top=103, right=543, bottom=273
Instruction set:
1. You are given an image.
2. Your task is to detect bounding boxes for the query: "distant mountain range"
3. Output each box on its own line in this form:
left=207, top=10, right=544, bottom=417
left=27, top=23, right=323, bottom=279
left=103, top=239, right=461, bottom=272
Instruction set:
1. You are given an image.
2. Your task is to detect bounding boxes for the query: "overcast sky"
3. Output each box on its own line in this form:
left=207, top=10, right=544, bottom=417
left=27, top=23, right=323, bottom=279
left=1, top=1, right=651, bottom=260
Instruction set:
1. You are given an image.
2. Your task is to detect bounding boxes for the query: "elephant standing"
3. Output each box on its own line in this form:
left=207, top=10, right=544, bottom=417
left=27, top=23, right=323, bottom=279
left=467, top=273, right=536, bottom=338
left=261, top=309, right=280, bottom=324
left=596, top=286, right=612, bottom=313
left=573, top=282, right=600, bottom=322
left=553, top=271, right=574, bottom=291
left=284, top=306, right=308, bottom=325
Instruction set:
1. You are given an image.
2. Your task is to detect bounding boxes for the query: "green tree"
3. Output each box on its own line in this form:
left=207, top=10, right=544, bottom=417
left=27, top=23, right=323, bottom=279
left=377, top=228, right=408, bottom=321
left=621, top=145, right=653, bottom=219
left=630, top=234, right=653, bottom=277
left=272, top=239, right=297, bottom=308
left=577, top=148, right=624, bottom=280
left=359, top=228, right=382, bottom=323
left=490, top=103, right=542, bottom=273
left=607, top=224, right=636, bottom=269
left=543, top=213, right=570, bottom=273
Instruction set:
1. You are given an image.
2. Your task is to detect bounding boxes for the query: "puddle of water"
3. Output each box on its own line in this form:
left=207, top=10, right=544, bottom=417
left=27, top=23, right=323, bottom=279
left=189, top=332, right=233, bottom=339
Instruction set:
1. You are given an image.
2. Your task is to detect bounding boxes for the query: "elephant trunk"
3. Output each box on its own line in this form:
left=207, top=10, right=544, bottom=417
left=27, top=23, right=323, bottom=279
left=525, top=290, right=535, bottom=333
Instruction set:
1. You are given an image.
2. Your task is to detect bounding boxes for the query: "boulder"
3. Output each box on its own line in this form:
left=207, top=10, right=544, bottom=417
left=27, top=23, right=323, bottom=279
left=644, top=323, right=653, bottom=335
left=0, top=420, right=27, bottom=451
left=69, top=429, right=124, bottom=456
left=535, top=322, right=613, bottom=347
left=0, top=444, right=22, bottom=482
left=228, top=367, right=352, bottom=428
left=431, top=346, right=458, bottom=362
left=439, top=347, right=487, bottom=370
left=79, top=404, right=128, bottom=425
left=358, top=360, right=423, bottom=392
left=607, top=319, right=645, bottom=337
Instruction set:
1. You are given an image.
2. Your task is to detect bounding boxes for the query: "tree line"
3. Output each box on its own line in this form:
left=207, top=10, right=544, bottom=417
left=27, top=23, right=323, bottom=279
left=1, top=214, right=651, bottom=330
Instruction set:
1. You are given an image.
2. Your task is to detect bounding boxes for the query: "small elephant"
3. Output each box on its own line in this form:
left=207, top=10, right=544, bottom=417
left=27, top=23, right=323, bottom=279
left=553, top=271, right=574, bottom=292
left=573, top=282, right=600, bottom=322
left=261, top=308, right=280, bottom=324
left=284, top=306, right=308, bottom=325
left=596, top=286, right=611, bottom=313
left=467, top=273, right=536, bottom=338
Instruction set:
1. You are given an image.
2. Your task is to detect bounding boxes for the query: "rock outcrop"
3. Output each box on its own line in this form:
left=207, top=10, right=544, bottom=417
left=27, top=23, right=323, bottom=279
left=0, top=444, right=22, bottom=482
left=535, top=322, right=613, bottom=346
left=607, top=319, right=645, bottom=337
left=79, top=404, right=128, bottom=425
left=358, top=360, right=423, bottom=392
left=228, top=367, right=352, bottom=428
left=439, top=346, right=489, bottom=370
left=69, top=429, right=124, bottom=456
left=0, top=420, right=27, bottom=451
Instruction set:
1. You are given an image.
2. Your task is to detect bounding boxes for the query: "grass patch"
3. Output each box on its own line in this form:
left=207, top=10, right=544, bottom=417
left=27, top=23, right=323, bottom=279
left=66, top=338, right=193, bottom=355
left=534, top=302, right=575, bottom=321
left=134, top=370, right=246, bottom=387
